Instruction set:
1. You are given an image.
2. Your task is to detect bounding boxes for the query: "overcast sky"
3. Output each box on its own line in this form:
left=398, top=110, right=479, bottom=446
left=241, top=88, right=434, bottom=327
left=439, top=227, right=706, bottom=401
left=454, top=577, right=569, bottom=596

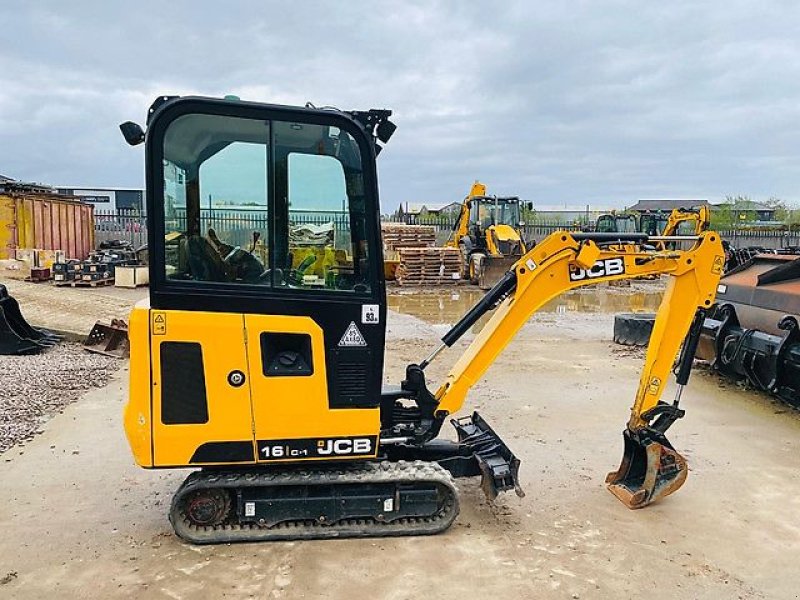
left=2, top=1, right=800, bottom=211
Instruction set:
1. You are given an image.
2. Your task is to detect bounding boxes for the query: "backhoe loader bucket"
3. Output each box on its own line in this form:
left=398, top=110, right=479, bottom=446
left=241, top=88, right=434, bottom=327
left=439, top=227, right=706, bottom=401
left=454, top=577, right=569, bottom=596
left=84, top=319, right=129, bottom=358
left=605, top=428, right=688, bottom=509
left=478, top=256, right=520, bottom=290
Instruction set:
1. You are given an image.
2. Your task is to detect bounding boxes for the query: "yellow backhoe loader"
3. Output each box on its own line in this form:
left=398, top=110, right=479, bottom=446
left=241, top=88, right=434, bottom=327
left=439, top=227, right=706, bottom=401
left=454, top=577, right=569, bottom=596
left=446, top=182, right=529, bottom=289
left=120, top=96, right=724, bottom=543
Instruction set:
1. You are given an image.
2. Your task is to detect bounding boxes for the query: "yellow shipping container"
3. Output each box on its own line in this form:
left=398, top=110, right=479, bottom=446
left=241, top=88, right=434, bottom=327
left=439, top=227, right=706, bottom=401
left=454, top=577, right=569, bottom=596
left=0, top=193, right=95, bottom=260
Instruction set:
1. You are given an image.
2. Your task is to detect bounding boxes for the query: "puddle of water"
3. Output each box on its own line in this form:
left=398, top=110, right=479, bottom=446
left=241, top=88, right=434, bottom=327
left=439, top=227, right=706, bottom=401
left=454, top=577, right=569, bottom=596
left=388, top=285, right=664, bottom=326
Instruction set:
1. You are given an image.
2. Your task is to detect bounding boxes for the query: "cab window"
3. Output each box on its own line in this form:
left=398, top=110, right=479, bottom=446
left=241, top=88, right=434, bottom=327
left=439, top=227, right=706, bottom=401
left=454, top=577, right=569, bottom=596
left=161, top=113, right=371, bottom=293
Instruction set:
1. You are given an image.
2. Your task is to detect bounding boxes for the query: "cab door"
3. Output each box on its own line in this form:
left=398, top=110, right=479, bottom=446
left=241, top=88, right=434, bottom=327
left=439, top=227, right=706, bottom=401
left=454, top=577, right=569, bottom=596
left=150, top=309, right=256, bottom=466
left=244, top=314, right=380, bottom=464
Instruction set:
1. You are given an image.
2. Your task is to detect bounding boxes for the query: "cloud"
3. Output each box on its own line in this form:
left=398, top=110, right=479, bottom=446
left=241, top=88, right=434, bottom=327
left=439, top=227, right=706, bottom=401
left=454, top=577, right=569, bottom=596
left=1, top=1, right=800, bottom=210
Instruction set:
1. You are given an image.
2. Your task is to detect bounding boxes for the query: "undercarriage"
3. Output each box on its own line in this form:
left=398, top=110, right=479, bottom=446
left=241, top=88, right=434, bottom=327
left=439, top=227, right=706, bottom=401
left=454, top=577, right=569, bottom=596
left=170, top=461, right=459, bottom=543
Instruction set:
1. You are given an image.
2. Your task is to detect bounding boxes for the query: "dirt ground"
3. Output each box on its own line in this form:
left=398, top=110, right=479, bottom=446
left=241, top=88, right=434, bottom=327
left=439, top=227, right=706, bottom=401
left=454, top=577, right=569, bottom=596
left=1, top=289, right=799, bottom=598
left=0, top=274, right=147, bottom=338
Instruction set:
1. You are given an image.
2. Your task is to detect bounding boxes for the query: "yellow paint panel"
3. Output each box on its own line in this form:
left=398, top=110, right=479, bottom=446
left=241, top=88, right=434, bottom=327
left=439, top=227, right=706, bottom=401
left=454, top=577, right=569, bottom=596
left=151, top=310, right=255, bottom=466
left=123, top=301, right=153, bottom=466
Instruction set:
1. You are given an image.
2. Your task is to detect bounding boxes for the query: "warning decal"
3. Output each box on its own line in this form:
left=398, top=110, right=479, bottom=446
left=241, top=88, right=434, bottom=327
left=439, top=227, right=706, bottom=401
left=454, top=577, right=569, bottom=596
left=339, top=321, right=367, bottom=347
left=152, top=312, right=167, bottom=335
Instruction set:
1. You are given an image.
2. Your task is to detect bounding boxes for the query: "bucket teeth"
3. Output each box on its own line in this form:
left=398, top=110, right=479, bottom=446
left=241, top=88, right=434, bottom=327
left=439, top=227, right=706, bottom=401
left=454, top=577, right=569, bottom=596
left=605, top=428, right=688, bottom=509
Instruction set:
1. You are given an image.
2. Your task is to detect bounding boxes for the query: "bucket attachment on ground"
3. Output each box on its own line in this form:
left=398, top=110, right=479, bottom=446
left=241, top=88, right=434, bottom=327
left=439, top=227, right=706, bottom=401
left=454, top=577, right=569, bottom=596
left=84, top=319, right=129, bottom=358
left=0, top=284, right=61, bottom=355
left=451, top=411, right=525, bottom=500
left=605, top=428, right=688, bottom=509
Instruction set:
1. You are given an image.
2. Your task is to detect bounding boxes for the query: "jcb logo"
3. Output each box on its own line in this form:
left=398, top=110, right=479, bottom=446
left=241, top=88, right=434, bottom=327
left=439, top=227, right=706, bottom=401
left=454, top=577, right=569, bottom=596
left=569, top=258, right=625, bottom=281
left=317, top=438, right=373, bottom=455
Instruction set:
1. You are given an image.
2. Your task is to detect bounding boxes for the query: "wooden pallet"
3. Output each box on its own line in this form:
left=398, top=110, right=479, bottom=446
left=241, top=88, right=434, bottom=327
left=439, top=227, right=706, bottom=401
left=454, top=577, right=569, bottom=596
left=381, top=223, right=436, bottom=252
left=54, top=277, right=115, bottom=288
left=396, top=247, right=461, bottom=285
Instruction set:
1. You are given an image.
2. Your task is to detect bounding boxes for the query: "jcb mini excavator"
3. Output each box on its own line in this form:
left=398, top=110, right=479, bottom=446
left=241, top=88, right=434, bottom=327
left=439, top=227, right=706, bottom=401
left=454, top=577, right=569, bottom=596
left=446, top=182, right=529, bottom=289
left=121, top=96, right=724, bottom=543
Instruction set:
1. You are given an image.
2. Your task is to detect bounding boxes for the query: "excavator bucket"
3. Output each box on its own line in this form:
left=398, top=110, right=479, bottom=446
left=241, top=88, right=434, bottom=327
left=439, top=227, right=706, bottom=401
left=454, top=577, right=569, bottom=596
left=0, top=284, right=61, bottom=355
left=605, top=428, right=688, bottom=509
left=478, top=256, right=520, bottom=290
left=84, top=319, right=130, bottom=358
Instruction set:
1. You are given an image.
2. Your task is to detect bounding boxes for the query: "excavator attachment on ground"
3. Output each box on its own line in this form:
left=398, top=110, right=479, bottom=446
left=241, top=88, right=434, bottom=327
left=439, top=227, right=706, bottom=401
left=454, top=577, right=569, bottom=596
left=0, top=284, right=60, bottom=355
left=122, top=95, right=724, bottom=543
left=696, top=254, right=800, bottom=406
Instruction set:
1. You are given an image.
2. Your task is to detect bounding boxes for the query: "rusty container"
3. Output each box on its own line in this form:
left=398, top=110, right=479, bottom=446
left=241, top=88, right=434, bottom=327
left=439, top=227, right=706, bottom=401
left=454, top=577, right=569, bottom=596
left=0, top=192, right=95, bottom=260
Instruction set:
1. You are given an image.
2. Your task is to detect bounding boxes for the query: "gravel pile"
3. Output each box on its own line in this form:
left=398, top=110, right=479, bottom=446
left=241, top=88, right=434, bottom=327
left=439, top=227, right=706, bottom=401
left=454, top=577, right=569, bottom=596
left=0, top=343, right=119, bottom=454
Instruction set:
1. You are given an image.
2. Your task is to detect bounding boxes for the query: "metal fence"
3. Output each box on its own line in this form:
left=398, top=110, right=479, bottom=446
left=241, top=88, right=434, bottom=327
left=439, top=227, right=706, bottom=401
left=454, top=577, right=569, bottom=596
left=95, top=210, right=148, bottom=248
left=93, top=209, right=800, bottom=251
left=716, top=229, right=800, bottom=250
left=94, top=208, right=354, bottom=249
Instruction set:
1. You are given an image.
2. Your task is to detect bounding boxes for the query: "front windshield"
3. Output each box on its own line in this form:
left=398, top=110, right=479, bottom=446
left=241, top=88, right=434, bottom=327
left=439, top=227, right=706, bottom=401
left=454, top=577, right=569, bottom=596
left=476, top=198, right=520, bottom=227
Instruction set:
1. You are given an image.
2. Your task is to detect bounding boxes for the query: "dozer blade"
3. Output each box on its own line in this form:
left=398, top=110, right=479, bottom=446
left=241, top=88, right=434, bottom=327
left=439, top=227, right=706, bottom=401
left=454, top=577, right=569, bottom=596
left=478, top=256, right=520, bottom=290
left=452, top=411, right=525, bottom=500
left=605, top=428, right=688, bottom=509
left=84, top=319, right=129, bottom=358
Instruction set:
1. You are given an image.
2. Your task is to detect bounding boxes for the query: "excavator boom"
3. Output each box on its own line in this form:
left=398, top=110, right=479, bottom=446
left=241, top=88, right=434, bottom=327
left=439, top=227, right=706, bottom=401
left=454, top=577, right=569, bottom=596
left=414, top=230, right=724, bottom=508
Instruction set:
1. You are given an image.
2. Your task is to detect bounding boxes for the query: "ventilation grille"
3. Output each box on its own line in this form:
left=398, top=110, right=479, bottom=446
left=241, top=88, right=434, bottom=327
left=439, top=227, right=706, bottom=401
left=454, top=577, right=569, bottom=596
left=337, top=362, right=368, bottom=399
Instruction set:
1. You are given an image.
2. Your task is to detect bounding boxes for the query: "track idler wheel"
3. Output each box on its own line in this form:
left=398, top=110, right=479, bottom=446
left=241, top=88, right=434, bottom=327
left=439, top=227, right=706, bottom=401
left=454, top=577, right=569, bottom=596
left=182, top=489, right=231, bottom=527
left=605, top=428, right=688, bottom=509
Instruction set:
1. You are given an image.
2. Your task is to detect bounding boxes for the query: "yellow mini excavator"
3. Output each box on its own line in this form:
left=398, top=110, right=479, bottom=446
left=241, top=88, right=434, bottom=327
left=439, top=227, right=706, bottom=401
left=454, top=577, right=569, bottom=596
left=446, top=181, right=529, bottom=289
left=120, top=96, right=724, bottom=543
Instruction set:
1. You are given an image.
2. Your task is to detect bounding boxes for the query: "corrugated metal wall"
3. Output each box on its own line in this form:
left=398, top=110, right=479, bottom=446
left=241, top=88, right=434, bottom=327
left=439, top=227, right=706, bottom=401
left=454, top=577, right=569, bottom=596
left=0, top=193, right=95, bottom=260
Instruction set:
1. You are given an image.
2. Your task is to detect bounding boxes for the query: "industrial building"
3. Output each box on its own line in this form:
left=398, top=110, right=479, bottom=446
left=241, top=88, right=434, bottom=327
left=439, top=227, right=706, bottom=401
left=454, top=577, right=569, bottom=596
left=55, top=186, right=144, bottom=212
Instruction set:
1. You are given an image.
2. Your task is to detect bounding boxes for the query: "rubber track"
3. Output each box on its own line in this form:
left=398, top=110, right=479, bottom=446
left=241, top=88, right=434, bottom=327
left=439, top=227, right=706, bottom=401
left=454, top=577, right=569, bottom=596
left=169, top=460, right=460, bottom=544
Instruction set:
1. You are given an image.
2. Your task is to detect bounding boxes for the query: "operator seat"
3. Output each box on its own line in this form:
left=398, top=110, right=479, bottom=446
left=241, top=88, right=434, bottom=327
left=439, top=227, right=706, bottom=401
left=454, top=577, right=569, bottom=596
left=185, top=235, right=230, bottom=282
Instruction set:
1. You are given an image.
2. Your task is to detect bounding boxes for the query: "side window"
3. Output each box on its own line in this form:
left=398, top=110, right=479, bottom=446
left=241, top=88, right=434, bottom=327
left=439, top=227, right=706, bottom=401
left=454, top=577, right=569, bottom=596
left=275, top=123, right=371, bottom=293
left=162, top=114, right=270, bottom=285
left=161, top=114, right=372, bottom=293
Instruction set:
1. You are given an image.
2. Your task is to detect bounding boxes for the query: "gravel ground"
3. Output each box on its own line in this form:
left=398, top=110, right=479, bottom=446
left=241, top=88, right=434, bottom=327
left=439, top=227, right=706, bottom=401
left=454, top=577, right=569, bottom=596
left=0, top=344, right=119, bottom=453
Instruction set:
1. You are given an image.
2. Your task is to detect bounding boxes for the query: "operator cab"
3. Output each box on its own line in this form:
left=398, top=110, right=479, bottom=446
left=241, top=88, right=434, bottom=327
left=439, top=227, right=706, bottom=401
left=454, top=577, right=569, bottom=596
left=596, top=214, right=637, bottom=234
left=135, top=96, right=395, bottom=416
left=468, top=196, right=522, bottom=231
left=153, top=99, right=380, bottom=296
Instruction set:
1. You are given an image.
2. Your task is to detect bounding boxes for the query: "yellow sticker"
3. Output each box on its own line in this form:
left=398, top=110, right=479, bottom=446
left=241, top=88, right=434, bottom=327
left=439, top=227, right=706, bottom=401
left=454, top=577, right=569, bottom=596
left=647, top=376, right=662, bottom=395
left=712, top=256, right=724, bottom=274
left=152, top=312, right=166, bottom=335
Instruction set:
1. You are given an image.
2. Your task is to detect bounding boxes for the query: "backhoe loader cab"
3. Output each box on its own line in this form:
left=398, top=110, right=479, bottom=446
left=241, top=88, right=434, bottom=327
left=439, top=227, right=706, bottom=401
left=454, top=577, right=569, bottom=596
left=123, top=96, right=724, bottom=544
left=596, top=213, right=637, bottom=234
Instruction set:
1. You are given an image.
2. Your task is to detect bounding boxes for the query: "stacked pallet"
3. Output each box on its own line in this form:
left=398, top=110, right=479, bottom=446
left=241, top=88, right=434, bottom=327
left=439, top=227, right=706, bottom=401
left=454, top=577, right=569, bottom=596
left=396, top=247, right=461, bottom=285
left=381, top=223, right=436, bottom=252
